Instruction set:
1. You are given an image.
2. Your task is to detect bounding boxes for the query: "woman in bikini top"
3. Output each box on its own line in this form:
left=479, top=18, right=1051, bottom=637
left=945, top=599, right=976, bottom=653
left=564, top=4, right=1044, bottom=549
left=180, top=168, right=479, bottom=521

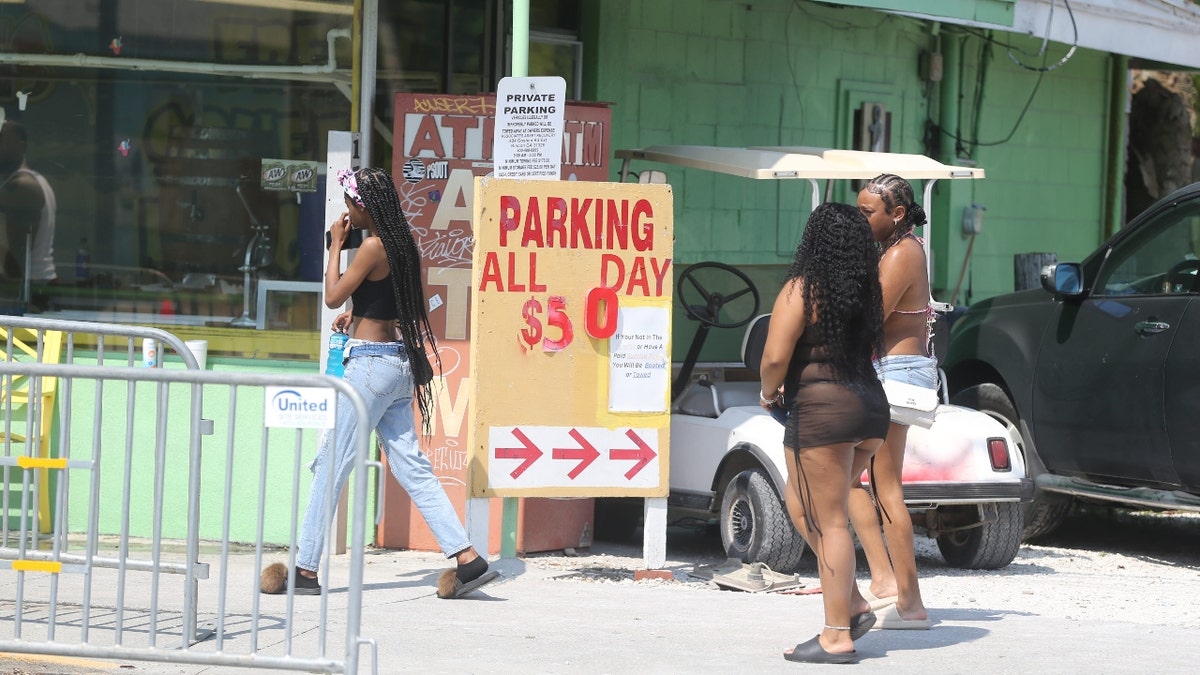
left=846, top=173, right=935, bottom=629
left=886, top=231, right=936, bottom=357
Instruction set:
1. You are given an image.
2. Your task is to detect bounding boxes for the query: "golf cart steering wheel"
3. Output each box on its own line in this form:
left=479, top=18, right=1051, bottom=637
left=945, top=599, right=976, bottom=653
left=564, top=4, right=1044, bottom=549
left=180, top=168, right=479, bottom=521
left=677, top=262, right=760, bottom=329
left=1166, top=259, right=1200, bottom=293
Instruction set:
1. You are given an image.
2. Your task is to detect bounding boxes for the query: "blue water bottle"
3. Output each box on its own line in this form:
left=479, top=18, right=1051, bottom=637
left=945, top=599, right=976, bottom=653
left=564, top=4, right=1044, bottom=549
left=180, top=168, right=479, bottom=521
left=326, top=331, right=348, bottom=377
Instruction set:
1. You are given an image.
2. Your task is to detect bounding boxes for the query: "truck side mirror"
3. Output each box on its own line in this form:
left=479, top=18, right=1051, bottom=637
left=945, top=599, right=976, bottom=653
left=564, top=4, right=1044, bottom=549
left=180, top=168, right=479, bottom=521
left=1040, top=262, right=1083, bottom=297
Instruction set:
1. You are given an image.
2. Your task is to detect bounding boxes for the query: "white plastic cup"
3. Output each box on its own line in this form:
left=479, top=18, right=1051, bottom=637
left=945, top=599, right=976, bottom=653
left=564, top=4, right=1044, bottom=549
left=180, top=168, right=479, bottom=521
left=185, top=339, right=208, bottom=370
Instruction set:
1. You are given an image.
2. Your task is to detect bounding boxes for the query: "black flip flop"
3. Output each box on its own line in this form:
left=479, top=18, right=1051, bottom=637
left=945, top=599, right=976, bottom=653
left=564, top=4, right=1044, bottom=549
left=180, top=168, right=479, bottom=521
left=783, top=635, right=858, bottom=664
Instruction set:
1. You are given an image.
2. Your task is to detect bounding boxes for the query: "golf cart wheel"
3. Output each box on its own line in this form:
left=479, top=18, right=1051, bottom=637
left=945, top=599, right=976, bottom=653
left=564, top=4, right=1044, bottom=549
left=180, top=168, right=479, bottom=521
left=952, top=383, right=1073, bottom=541
left=934, top=502, right=1023, bottom=569
left=719, top=468, right=806, bottom=574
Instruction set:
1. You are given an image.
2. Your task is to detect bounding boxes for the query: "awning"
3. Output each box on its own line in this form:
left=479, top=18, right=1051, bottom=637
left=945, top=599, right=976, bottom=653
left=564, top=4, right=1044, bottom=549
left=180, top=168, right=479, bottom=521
left=809, top=0, right=1016, bottom=26
left=614, top=145, right=983, bottom=309
left=891, top=0, right=1200, bottom=70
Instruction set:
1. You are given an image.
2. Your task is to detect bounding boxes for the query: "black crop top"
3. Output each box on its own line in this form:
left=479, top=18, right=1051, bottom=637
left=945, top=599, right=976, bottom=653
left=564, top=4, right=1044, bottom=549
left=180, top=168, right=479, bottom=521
left=351, top=277, right=398, bottom=321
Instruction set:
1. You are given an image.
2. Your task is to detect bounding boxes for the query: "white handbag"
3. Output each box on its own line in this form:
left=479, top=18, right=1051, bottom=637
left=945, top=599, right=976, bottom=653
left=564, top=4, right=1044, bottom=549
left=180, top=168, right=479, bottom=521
left=882, top=380, right=939, bottom=412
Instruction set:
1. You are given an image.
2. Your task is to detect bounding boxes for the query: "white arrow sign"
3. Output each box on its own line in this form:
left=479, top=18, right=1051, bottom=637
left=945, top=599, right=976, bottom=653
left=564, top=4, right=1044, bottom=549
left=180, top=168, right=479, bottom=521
left=488, top=425, right=659, bottom=490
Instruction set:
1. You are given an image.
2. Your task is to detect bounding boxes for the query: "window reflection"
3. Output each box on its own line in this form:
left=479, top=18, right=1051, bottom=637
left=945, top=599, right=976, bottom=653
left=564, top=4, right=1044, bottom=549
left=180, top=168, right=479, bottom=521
left=0, top=0, right=353, bottom=326
left=0, top=0, right=583, bottom=331
left=1097, top=200, right=1200, bottom=296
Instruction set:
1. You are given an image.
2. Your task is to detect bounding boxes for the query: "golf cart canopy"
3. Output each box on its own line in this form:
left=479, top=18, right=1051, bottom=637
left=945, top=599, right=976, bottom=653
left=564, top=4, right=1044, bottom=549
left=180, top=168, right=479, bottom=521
left=615, top=145, right=987, bottom=311
left=616, top=145, right=983, bottom=211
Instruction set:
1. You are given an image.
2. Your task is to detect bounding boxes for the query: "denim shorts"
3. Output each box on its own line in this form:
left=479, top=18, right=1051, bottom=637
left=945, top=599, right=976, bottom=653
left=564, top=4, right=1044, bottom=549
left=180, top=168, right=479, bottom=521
left=874, top=354, right=938, bottom=389
left=345, top=339, right=405, bottom=360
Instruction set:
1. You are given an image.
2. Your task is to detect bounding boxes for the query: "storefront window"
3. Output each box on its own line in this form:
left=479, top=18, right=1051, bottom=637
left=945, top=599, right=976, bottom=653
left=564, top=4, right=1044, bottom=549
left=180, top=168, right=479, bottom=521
left=0, top=0, right=353, bottom=327
left=530, top=31, right=582, bottom=99
left=0, top=0, right=582, bottom=332
left=372, top=0, right=581, bottom=170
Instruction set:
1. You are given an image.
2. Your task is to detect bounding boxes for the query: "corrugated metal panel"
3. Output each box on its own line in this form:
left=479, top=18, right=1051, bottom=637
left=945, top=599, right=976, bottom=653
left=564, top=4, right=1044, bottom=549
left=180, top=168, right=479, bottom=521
left=1012, top=0, right=1200, bottom=70
left=884, top=0, right=1200, bottom=70
left=808, top=0, right=1017, bottom=26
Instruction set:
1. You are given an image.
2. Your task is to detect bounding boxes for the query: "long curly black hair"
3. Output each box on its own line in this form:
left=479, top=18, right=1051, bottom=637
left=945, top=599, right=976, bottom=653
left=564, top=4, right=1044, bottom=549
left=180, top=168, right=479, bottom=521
left=862, top=173, right=929, bottom=252
left=784, top=202, right=884, bottom=382
left=354, top=167, right=441, bottom=434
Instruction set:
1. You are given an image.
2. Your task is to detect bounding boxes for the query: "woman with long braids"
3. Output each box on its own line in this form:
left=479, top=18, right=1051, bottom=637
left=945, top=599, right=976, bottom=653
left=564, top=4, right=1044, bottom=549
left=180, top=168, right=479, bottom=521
left=759, top=202, right=889, bottom=664
left=261, top=167, right=496, bottom=599
left=846, top=173, right=934, bottom=629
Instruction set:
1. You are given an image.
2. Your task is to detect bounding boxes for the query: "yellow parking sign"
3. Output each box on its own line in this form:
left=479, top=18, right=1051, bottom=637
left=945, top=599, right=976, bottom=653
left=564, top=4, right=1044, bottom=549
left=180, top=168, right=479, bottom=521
left=468, top=177, right=673, bottom=498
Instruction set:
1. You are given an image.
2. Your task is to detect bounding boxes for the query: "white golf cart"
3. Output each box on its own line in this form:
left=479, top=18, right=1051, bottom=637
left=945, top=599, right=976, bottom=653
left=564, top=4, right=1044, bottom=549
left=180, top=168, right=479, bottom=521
left=614, top=146, right=1033, bottom=571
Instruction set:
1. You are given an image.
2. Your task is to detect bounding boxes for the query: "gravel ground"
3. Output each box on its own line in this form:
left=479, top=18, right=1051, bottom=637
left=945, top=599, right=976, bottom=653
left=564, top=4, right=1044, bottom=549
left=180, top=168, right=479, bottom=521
left=520, top=505, right=1200, bottom=630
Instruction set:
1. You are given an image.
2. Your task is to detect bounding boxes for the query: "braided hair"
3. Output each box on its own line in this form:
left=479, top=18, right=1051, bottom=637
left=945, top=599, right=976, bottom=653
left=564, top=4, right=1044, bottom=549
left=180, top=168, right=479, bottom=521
left=353, top=167, right=441, bottom=434
left=862, top=173, right=928, bottom=252
left=784, top=202, right=884, bottom=383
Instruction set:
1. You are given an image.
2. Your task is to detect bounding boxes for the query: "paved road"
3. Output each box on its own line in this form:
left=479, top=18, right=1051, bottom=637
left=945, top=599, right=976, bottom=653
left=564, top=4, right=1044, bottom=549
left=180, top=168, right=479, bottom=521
left=2, top=506, right=1196, bottom=674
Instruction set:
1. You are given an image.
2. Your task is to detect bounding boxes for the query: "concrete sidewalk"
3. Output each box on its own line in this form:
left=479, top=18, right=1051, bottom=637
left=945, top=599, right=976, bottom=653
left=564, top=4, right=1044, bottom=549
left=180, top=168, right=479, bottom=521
left=266, top=547, right=1192, bottom=675
left=3, top=535, right=1192, bottom=674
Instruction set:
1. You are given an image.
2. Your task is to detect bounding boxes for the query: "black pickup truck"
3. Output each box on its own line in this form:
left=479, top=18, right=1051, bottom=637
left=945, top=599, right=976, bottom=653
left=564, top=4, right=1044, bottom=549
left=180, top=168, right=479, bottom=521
left=945, top=182, right=1200, bottom=539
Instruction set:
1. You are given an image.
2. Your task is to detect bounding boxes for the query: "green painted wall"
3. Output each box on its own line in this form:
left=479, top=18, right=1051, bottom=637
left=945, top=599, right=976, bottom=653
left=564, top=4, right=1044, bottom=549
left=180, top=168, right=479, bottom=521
left=587, top=0, right=1116, bottom=361
left=53, top=356, right=373, bottom=549
left=598, top=0, right=930, bottom=267
left=944, top=41, right=1112, bottom=303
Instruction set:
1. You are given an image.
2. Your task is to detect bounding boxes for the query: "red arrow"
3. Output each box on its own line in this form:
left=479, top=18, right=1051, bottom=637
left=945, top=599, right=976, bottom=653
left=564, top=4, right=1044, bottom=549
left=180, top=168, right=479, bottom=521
left=610, top=429, right=657, bottom=480
left=495, top=428, right=543, bottom=479
left=552, top=428, right=600, bottom=479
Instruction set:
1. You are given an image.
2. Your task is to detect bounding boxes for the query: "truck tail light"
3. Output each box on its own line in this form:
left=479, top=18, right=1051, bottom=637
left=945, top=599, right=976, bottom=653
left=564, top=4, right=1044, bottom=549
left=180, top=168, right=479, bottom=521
left=988, top=437, right=1011, bottom=471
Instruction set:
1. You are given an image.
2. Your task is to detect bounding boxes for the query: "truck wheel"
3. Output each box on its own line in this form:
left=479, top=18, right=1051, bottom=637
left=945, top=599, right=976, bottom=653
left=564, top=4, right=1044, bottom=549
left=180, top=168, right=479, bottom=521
left=935, top=502, right=1023, bottom=569
left=951, top=383, right=1072, bottom=541
left=719, top=469, right=806, bottom=573
left=1021, top=493, right=1073, bottom=541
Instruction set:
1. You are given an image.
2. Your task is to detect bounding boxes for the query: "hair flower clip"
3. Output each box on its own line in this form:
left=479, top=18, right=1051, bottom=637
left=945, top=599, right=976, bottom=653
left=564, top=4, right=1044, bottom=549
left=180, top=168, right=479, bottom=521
left=336, top=168, right=365, bottom=208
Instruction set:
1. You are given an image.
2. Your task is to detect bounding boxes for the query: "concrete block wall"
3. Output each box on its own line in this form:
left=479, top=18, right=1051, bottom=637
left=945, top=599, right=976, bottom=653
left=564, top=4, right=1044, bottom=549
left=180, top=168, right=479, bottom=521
left=59, top=357, right=372, bottom=548
left=588, top=0, right=1115, bottom=358
left=950, top=40, right=1110, bottom=303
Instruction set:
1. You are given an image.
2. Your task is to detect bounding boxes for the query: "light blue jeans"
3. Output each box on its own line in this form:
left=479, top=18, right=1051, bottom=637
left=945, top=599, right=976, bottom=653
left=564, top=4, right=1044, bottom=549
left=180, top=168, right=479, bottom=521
left=874, top=354, right=938, bottom=389
left=297, top=341, right=470, bottom=572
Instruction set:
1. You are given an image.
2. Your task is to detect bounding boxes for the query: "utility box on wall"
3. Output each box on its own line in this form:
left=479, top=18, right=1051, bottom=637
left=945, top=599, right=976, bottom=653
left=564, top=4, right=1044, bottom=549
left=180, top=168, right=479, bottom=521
left=376, top=93, right=612, bottom=555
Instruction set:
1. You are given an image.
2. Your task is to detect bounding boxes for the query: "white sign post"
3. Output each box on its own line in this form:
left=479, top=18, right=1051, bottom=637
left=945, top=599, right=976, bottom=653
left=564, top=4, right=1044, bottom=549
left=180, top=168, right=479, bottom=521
left=474, top=76, right=569, bottom=562
left=493, top=76, right=567, bottom=179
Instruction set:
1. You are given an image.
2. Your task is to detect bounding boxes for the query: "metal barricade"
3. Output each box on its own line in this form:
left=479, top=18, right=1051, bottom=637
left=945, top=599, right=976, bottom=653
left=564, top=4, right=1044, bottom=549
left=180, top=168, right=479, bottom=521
left=0, top=316, right=376, bottom=673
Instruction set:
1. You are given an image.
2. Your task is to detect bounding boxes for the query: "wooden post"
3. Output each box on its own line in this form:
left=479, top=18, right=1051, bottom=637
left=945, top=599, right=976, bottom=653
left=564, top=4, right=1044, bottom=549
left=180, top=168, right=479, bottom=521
left=1014, top=253, right=1057, bottom=291
left=642, top=497, right=667, bottom=570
